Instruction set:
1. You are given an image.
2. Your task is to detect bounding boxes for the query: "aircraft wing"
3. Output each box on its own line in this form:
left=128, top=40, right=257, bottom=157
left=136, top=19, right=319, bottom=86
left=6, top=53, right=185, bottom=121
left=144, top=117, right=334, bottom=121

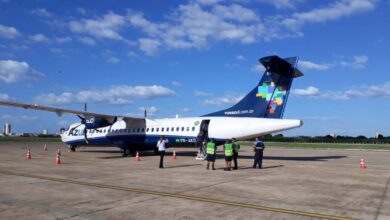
left=0, top=101, right=144, bottom=123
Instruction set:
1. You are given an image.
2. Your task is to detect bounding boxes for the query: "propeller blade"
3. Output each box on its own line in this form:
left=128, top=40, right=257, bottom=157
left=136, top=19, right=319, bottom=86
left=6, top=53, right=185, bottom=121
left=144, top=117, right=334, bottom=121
left=84, top=128, right=89, bottom=144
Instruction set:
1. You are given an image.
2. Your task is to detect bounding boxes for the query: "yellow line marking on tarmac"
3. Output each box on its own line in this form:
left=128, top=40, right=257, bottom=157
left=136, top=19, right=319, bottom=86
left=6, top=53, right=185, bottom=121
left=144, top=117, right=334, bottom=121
left=0, top=169, right=353, bottom=220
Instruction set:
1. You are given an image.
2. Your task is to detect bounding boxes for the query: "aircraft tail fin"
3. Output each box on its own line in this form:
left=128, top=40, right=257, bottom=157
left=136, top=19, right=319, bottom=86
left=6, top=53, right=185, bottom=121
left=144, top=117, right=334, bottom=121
left=204, top=55, right=303, bottom=119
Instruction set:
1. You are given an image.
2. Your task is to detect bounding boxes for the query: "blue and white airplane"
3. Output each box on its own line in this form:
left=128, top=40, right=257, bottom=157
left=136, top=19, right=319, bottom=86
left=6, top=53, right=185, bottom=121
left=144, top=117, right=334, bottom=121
left=0, top=55, right=304, bottom=156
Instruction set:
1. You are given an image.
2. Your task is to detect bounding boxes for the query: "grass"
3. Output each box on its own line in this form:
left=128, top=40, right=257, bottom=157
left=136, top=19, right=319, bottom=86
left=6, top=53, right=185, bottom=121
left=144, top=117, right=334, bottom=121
left=239, top=141, right=390, bottom=150
left=0, top=136, right=61, bottom=142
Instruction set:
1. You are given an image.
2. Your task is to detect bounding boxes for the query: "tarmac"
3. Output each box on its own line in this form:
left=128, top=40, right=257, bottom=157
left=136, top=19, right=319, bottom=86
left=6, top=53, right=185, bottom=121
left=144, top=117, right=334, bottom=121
left=0, top=142, right=389, bottom=220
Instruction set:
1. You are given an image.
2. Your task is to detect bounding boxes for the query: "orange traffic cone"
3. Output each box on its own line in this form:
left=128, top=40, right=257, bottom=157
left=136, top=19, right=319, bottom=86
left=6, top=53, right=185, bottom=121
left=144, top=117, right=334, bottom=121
left=359, top=158, right=366, bottom=169
left=44, top=144, right=48, bottom=151
left=55, top=153, right=61, bottom=165
left=135, top=151, right=141, bottom=161
left=26, top=149, right=31, bottom=159
left=172, top=151, right=177, bottom=160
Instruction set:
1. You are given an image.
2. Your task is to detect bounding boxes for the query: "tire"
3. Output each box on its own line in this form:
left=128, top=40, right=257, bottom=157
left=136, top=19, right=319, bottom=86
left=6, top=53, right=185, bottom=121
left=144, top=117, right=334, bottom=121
left=69, top=145, right=76, bottom=152
left=122, top=148, right=131, bottom=157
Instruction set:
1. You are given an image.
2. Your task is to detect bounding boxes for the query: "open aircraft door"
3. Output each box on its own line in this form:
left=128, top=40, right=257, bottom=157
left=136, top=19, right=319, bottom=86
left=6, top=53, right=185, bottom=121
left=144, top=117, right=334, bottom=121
left=196, top=119, right=210, bottom=159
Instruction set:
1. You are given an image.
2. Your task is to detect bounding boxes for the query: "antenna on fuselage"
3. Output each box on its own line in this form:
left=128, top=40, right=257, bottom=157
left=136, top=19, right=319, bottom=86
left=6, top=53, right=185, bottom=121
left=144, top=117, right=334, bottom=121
left=144, top=109, right=147, bottom=118
left=84, top=102, right=87, bottom=112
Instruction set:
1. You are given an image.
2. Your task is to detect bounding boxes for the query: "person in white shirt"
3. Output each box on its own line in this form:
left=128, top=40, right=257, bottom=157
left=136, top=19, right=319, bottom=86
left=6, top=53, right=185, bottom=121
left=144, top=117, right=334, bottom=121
left=156, top=136, right=169, bottom=168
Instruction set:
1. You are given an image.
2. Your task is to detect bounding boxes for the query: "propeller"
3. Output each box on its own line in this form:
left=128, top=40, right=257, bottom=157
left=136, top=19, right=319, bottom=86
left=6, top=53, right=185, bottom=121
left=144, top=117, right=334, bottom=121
left=76, top=115, right=89, bottom=144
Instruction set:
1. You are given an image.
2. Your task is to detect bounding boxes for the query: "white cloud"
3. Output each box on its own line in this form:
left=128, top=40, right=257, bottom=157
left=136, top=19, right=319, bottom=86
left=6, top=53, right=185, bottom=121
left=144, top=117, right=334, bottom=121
left=0, top=93, right=9, bottom=101
left=251, top=64, right=265, bottom=72
left=299, top=60, right=330, bottom=70
left=212, top=4, right=259, bottom=22
left=69, top=12, right=126, bottom=40
left=79, top=36, right=96, bottom=46
left=203, top=94, right=244, bottom=105
left=236, top=55, right=245, bottom=60
left=292, top=86, right=320, bottom=96
left=303, top=116, right=339, bottom=121
left=56, top=36, right=72, bottom=43
left=50, top=48, right=63, bottom=53
left=126, top=3, right=264, bottom=54
left=0, top=24, right=21, bottom=39
left=76, top=8, right=86, bottom=15
left=29, top=33, right=49, bottom=42
left=128, top=13, right=162, bottom=36
left=1, top=114, right=38, bottom=122
left=139, top=106, right=159, bottom=116
left=31, top=8, right=52, bottom=17
left=107, top=57, right=120, bottom=64
left=283, top=0, right=375, bottom=30
left=271, top=0, right=297, bottom=9
left=127, top=51, right=139, bottom=58
left=138, top=38, right=161, bottom=56
left=181, top=107, right=191, bottom=112
left=61, top=1, right=376, bottom=54
left=194, top=90, right=213, bottom=96
left=340, top=55, right=368, bottom=69
left=292, top=82, right=390, bottom=100
left=33, top=85, right=176, bottom=105
left=0, top=60, right=44, bottom=83
left=197, top=0, right=221, bottom=5
left=172, top=81, right=182, bottom=87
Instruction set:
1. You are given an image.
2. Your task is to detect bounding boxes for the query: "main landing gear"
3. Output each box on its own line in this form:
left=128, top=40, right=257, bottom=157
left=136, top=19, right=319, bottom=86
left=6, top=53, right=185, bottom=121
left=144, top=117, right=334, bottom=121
left=122, top=148, right=136, bottom=157
left=68, top=145, right=77, bottom=152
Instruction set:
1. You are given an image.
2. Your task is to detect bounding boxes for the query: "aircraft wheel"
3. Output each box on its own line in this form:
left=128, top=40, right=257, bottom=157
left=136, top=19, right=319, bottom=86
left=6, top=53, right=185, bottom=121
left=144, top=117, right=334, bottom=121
left=122, top=148, right=131, bottom=157
left=69, top=145, right=76, bottom=152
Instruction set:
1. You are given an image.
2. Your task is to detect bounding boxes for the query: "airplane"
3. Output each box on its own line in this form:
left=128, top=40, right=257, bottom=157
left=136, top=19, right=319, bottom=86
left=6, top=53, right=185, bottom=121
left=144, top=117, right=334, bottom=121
left=0, top=55, right=304, bottom=157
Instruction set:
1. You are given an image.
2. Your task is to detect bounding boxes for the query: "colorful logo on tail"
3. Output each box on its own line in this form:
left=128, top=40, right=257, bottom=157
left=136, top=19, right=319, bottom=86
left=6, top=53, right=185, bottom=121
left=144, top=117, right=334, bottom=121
left=256, top=82, right=287, bottom=113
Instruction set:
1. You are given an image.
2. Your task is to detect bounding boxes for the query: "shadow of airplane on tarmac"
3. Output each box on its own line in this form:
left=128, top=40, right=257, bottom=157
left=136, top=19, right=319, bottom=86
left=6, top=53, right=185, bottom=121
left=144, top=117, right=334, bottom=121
left=81, top=149, right=347, bottom=162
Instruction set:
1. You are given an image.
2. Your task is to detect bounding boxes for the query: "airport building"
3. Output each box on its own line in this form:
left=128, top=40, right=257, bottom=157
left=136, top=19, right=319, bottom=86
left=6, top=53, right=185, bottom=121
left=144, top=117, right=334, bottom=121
left=3, top=123, right=11, bottom=135
left=42, top=129, right=48, bottom=135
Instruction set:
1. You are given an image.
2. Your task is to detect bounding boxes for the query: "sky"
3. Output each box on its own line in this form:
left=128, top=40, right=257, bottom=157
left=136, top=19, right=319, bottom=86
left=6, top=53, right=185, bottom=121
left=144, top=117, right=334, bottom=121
left=0, top=0, right=389, bottom=137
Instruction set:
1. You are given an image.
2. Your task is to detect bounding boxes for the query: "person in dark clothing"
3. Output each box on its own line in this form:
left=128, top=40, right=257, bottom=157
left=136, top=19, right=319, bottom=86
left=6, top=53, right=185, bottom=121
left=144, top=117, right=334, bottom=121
left=253, top=138, right=265, bottom=169
left=232, top=138, right=240, bottom=170
left=156, top=136, right=169, bottom=168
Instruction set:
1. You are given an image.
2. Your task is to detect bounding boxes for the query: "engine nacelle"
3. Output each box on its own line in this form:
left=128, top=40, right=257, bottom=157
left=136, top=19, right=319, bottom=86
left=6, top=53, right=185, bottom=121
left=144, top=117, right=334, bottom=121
left=85, top=117, right=113, bottom=129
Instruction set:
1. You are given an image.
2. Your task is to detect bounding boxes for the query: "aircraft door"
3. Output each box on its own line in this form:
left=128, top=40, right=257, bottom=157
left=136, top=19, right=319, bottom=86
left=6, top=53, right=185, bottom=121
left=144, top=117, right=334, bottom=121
left=196, top=120, right=210, bottom=158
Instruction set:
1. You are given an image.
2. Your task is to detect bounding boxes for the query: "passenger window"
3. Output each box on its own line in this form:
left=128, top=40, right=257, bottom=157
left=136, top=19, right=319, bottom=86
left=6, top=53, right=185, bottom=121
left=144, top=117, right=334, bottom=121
left=141, top=128, right=145, bottom=132
left=146, top=128, right=149, bottom=132
left=161, top=128, right=164, bottom=132
left=171, top=127, right=174, bottom=132
left=192, top=127, right=195, bottom=131
left=137, top=128, right=140, bottom=132
left=151, top=128, right=154, bottom=132
left=176, top=127, right=179, bottom=131
left=186, top=127, right=189, bottom=131
left=166, top=127, right=169, bottom=132
left=156, top=128, right=159, bottom=132
left=181, top=127, right=184, bottom=131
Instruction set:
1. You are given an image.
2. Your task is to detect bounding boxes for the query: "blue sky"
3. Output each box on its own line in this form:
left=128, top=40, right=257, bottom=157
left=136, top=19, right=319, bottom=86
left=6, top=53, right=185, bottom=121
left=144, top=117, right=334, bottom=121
left=0, top=0, right=389, bottom=136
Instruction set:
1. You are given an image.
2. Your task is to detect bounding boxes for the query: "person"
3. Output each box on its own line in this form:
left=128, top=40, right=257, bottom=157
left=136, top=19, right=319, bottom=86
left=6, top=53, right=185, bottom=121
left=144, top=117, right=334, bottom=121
left=253, top=138, right=265, bottom=169
left=224, top=139, right=233, bottom=171
left=206, top=138, right=217, bottom=170
left=156, top=136, right=169, bottom=168
left=232, top=138, right=240, bottom=170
